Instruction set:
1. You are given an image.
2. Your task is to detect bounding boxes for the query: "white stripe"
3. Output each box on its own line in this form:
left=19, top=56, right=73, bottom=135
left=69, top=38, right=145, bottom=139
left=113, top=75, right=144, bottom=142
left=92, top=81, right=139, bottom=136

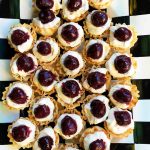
left=107, top=0, right=129, bottom=18
left=130, top=15, right=150, bottom=36
left=0, top=102, right=19, bottom=123
left=133, top=100, right=150, bottom=122
left=20, top=0, right=33, bottom=19
left=0, top=60, right=13, bottom=81
left=0, top=145, right=19, bottom=150
left=135, top=144, right=150, bottom=150
left=0, top=18, right=19, bottom=39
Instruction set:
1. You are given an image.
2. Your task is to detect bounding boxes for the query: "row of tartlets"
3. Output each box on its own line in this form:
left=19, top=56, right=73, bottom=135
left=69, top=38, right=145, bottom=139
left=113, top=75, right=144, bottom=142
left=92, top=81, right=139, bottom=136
left=3, top=0, right=140, bottom=149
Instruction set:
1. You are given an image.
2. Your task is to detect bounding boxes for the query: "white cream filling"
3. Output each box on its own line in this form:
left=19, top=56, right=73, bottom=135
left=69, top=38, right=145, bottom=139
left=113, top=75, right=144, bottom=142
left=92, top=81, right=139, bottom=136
left=106, top=107, right=134, bottom=134
left=83, top=68, right=107, bottom=93
left=57, top=22, right=84, bottom=47
left=8, top=26, right=33, bottom=53
left=54, top=114, right=83, bottom=139
left=10, top=118, right=36, bottom=147
left=33, top=39, right=60, bottom=63
left=84, top=95, right=110, bottom=125
left=33, top=16, right=60, bottom=29
left=32, top=97, right=55, bottom=122
left=86, top=39, right=110, bottom=62
left=109, top=84, right=132, bottom=109
left=105, top=53, right=136, bottom=78
left=11, top=53, right=38, bottom=77
left=60, top=51, right=84, bottom=76
left=84, top=130, right=110, bottom=150
left=109, top=24, right=133, bottom=48
left=6, top=82, right=32, bottom=109
left=55, top=78, right=82, bottom=105
left=62, top=0, right=89, bottom=20
left=33, top=69, right=57, bottom=92
left=33, top=127, right=56, bottom=150
left=86, top=10, right=111, bottom=36
left=66, top=147, right=79, bottom=150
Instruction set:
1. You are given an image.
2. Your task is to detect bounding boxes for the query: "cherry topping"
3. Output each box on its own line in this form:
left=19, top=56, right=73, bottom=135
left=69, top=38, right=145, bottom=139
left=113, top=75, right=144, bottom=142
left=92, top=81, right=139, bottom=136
left=64, top=55, right=79, bottom=70
left=12, top=125, right=31, bottom=142
left=62, top=80, right=80, bottom=98
left=114, top=27, right=132, bottom=42
left=90, top=99, right=106, bottom=118
left=16, top=54, right=35, bottom=72
left=61, top=115, right=77, bottom=136
left=114, top=55, right=131, bottom=74
left=38, top=136, right=53, bottom=150
left=87, top=72, right=106, bottom=89
left=11, top=29, right=29, bottom=46
left=67, top=0, right=82, bottom=12
left=114, top=111, right=131, bottom=126
left=39, top=9, right=55, bottom=24
left=36, top=0, right=54, bottom=9
left=8, top=87, right=28, bottom=104
left=113, top=88, right=132, bottom=104
left=37, top=41, right=51, bottom=55
left=34, top=104, right=50, bottom=119
left=87, top=43, right=103, bottom=59
left=89, top=139, right=106, bottom=150
left=38, top=69, right=56, bottom=86
left=91, top=11, right=108, bottom=27
left=61, top=25, right=78, bottom=42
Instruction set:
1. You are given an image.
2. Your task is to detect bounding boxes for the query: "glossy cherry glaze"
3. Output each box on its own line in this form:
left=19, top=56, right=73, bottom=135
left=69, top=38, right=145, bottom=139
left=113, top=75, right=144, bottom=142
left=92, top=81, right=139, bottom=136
left=114, top=111, right=131, bottom=126
left=114, top=55, right=131, bottom=74
left=37, top=41, right=51, bottom=55
left=87, top=72, right=106, bottom=89
left=11, top=29, right=29, bottom=46
left=36, top=0, right=54, bottom=9
left=8, top=87, right=28, bottom=104
left=67, top=0, right=82, bottom=12
left=61, top=25, right=78, bottom=42
left=89, top=139, right=106, bottom=150
left=64, top=55, right=79, bottom=70
left=90, top=99, right=106, bottom=118
left=62, top=80, right=80, bottom=98
left=12, top=125, right=31, bottom=142
left=61, top=115, right=77, bottom=136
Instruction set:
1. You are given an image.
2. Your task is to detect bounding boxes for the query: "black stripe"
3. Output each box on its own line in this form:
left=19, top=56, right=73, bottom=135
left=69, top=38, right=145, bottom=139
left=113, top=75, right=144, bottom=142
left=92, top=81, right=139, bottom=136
left=0, top=39, right=15, bottom=59
left=111, top=144, right=135, bottom=150
left=132, top=79, right=150, bottom=99
left=0, top=123, right=11, bottom=145
left=112, top=16, right=130, bottom=25
left=129, top=0, right=150, bottom=16
left=0, top=0, right=20, bottom=19
left=0, top=81, right=12, bottom=100
left=20, top=19, right=32, bottom=24
left=131, top=35, right=150, bottom=57
left=134, top=122, right=150, bottom=144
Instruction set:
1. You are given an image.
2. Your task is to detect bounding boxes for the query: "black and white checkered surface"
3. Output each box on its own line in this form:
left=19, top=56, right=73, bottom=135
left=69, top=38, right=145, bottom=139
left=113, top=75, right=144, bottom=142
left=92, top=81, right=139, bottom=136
left=0, top=0, right=150, bottom=149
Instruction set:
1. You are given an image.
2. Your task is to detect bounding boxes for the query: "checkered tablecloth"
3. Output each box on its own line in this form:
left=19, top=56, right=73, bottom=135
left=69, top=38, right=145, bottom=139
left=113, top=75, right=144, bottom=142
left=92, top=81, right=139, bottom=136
left=0, top=0, right=150, bottom=150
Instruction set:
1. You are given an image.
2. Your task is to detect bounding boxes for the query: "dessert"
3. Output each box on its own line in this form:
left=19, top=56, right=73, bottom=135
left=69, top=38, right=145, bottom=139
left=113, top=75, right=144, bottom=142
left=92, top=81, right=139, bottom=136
left=61, top=0, right=89, bottom=22
left=2, top=82, right=33, bottom=110
left=60, top=51, right=85, bottom=77
left=7, top=118, right=38, bottom=149
left=55, top=78, right=84, bottom=108
left=32, top=9, right=61, bottom=36
left=82, top=94, right=110, bottom=125
left=83, top=39, right=111, bottom=65
left=83, top=67, right=111, bottom=94
left=104, top=107, right=134, bottom=138
left=105, top=52, right=137, bottom=78
left=57, top=22, right=84, bottom=50
left=84, top=10, right=111, bottom=38
left=8, top=24, right=36, bottom=53
left=80, top=126, right=110, bottom=150
left=59, top=143, right=79, bottom=150
left=10, top=53, right=38, bottom=81
left=28, top=96, right=58, bottom=126
left=32, top=37, right=60, bottom=65
left=109, top=78, right=139, bottom=109
left=109, top=24, right=137, bottom=52
left=33, top=127, right=59, bottom=150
